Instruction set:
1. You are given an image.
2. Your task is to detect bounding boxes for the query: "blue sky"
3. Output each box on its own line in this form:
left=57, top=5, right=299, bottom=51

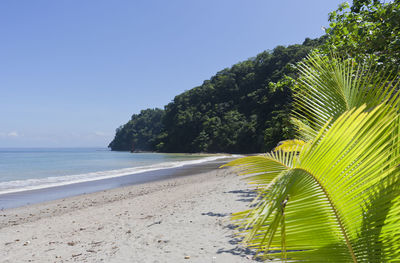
left=0, top=0, right=348, bottom=147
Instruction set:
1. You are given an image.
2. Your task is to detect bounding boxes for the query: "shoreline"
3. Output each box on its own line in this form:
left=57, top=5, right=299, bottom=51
left=0, top=158, right=235, bottom=210
left=0, top=166, right=258, bottom=262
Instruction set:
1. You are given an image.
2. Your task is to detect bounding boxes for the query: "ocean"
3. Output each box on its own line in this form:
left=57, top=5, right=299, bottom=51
left=0, top=148, right=233, bottom=196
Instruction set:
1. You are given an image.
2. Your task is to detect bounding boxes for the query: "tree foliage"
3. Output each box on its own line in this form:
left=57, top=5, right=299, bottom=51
left=108, top=108, right=164, bottom=151
left=109, top=38, right=324, bottom=153
left=324, top=0, right=400, bottom=69
left=110, top=0, right=400, bottom=154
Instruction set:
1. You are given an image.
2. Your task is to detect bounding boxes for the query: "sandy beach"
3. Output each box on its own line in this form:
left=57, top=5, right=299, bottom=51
left=0, top=166, right=259, bottom=263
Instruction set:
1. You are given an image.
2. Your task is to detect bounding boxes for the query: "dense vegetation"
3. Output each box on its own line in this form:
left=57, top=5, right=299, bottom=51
left=108, top=108, right=164, bottom=151
left=110, top=0, right=399, bottom=154
left=109, top=38, right=324, bottom=153
left=324, top=0, right=400, bottom=69
left=226, top=52, right=400, bottom=262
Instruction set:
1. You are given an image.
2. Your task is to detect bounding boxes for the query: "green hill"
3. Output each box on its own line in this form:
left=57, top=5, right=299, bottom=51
left=109, top=37, right=324, bottom=153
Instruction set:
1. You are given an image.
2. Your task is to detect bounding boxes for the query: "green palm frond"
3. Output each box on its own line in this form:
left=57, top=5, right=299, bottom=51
left=223, top=53, right=400, bottom=262
left=222, top=152, right=295, bottom=186
left=290, top=117, right=317, bottom=141
left=292, top=52, right=400, bottom=140
left=225, top=104, right=400, bottom=262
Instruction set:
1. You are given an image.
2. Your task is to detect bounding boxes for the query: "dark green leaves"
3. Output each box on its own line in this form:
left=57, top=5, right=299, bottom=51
left=324, top=0, right=400, bottom=69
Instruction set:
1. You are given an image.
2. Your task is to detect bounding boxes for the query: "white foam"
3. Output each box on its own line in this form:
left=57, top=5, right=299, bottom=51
left=0, top=155, right=240, bottom=195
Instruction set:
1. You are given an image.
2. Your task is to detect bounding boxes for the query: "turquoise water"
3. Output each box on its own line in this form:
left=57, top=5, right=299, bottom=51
left=0, top=148, right=230, bottom=194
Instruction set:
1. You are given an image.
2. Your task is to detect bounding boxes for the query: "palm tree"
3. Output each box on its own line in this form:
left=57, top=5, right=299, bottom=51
left=224, top=53, right=400, bottom=262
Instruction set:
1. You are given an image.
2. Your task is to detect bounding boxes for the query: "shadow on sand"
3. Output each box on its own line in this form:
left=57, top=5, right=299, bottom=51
left=202, top=188, right=263, bottom=261
left=226, top=189, right=257, bottom=203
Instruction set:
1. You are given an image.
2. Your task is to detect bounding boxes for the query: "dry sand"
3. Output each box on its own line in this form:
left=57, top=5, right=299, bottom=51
left=0, top=167, right=259, bottom=263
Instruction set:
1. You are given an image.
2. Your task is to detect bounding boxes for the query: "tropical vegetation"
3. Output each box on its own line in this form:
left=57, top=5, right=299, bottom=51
left=108, top=108, right=164, bottom=151
left=323, top=0, right=400, bottom=69
left=224, top=53, right=400, bottom=261
left=109, top=38, right=324, bottom=153
left=110, top=0, right=399, bottom=154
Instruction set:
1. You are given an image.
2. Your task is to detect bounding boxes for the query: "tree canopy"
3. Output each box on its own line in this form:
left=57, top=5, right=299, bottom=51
left=109, top=38, right=324, bottom=153
left=109, top=0, right=400, bottom=154
left=108, top=108, right=164, bottom=152
left=324, top=0, right=400, bottom=69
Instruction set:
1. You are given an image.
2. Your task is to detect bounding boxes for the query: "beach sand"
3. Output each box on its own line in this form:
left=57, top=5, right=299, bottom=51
left=0, top=167, right=259, bottom=263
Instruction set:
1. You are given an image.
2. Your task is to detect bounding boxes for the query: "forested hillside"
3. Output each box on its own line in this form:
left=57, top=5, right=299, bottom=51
left=109, top=38, right=324, bottom=153
left=110, top=0, right=399, bottom=153
left=161, top=38, right=324, bottom=153
left=108, top=108, right=164, bottom=151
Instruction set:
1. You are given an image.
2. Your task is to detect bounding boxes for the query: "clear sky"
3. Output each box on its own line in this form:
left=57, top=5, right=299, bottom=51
left=0, top=0, right=348, bottom=147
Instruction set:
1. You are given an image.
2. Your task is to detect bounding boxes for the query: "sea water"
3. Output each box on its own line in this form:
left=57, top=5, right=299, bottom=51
left=0, top=148, right=231, bottom=195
